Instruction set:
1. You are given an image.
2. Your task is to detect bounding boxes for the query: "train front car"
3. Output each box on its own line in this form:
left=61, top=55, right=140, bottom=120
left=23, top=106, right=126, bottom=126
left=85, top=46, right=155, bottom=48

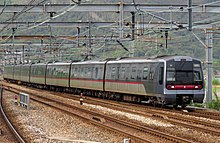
left=164, top=56, right=205, bottom=107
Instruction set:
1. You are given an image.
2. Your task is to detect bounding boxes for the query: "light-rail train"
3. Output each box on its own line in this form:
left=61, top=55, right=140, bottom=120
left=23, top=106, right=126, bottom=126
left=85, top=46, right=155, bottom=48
left=3, top=55, right=205, bottom=108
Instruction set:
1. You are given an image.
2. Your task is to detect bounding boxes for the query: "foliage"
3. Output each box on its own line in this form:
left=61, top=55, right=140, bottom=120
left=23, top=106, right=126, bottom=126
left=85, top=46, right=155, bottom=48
left=206, top=99, right=220, bottom=111
left=212, top=79, right=220, bottom=85
left=191, top=103, right=206, bottom=108
left=191, top=86, right=220, bottom=110
left=191, top=99, right=220, bottom=111
left=213, top=60, right=220, bottom=73
left=207, top=86, right=220, bottom=110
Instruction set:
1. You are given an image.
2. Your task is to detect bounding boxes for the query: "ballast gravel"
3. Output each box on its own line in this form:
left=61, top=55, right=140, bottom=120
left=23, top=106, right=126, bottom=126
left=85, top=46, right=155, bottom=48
left=3, top=90, right=123, bottom=143
left=2, top=88, right=220, bottom=143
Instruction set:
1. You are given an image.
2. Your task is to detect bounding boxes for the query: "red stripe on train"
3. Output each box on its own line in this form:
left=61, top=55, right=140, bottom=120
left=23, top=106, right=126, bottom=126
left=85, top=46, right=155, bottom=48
left=31, top=76, right=142, bottom=84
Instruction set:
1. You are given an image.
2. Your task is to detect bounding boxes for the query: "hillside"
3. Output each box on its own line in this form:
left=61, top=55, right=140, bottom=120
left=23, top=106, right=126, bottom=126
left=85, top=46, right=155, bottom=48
left=0, top=0, right=220, bottom=73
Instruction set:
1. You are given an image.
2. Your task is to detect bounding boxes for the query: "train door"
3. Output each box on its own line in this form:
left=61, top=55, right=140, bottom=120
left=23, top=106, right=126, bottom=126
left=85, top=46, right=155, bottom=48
left=147, top=63, right=156, bottom=94
left=156, top=63, right=164, bottom=94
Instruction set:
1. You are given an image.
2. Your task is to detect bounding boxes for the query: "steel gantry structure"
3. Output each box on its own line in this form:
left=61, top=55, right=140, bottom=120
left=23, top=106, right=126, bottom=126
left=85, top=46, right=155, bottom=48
left=0, top=3, right=220, bottom=13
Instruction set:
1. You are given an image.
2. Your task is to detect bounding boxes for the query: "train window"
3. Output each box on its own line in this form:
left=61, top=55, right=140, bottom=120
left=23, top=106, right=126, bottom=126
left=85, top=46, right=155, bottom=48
left=90, top=67, right=94, bottom=79
left=159, top=67, right=164, bottom=84
left=143, top=67, right=148, bottom=80
left=88, top=67, right=91, bottom=78
left=51, top=67, right=54, bottom=76
left=120, top=67, right=125, bottom=79
left=193, top=64, right=200, bottom=68
left=194, top=66, right=202, bottom=82
left=95, top=67, right=98, bottom=79
left=105, top=66, right=110, bottom=79
left=125, top=67, right=130, bottom=80
left=99, top=67, right=103, bottom=79
left=194, top=71, right=201, bottom=81
left=81, top=67, right=84, bottom=77
left=38, top=68, right=41, bottom=75
left=167, top=67, right=175, bottom=81
left=78, top=67, right=81, bottom=77
left=149, top=72, right=154, bottom=80
left=137, top=69, right=141, bottom=81
left=73, top=68, right=77, bottom=77
left=131, top=67, right=136, bottom=79
left=84, top=67, right=88, bottom=78
left=111, top=67, right=116, bottom=79
left=116, top=67, right=120, bottom=80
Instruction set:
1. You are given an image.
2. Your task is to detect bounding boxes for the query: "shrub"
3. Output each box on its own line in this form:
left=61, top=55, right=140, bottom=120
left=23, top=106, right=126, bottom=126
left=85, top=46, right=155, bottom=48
left=206, top=99, right=220, bottom=110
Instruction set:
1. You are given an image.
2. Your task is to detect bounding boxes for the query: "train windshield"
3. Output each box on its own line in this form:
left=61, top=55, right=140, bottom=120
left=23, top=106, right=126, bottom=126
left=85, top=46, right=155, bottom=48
left=166, top=60, right=203, bottom=85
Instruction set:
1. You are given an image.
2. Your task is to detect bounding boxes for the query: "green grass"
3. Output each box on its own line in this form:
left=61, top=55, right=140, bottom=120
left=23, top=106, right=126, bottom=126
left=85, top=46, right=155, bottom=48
left=212, top=78, right=220, bottom=85
left=206, top=99, right=220, bottom=110
left=207, top=87, right=220, bottom=110
left=191, top=102, right=205, bottom=108
left=192, top=86, right=220, bottom=111
left=191, top=100, right=220, bottom=111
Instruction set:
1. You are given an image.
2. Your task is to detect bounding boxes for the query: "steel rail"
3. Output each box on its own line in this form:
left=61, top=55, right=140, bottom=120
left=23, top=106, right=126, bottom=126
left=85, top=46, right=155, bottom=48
left=30, top=95, right=192, bottom=143
left=0, top=88, right=25, bottom=143
left=4, top=85, right=193, bottom=143
left=85, top=97, right=220, bottom=136
left=2, top=82, right=220, bottom=137
left=6, top=87, right=152, bottom=143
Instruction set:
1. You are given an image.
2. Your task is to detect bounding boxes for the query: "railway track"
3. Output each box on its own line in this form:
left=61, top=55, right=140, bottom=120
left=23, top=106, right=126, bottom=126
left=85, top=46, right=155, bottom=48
left=38, top=89, right=220, bottom=136
left=2, top=82, right=220, bottom=142
left=0, top=88, right=25, bottom=143
left=187, top=108, right=220, bottom=120
left=86, top=98, right=220, bottom=135
left=3, top=84, right=193, bottom=143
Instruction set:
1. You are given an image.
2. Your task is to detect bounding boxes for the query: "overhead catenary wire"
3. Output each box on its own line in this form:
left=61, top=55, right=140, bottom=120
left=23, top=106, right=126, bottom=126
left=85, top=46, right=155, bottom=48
left=190, top=0, right=220, bottom=10
left=0, top=0, right=81, bottom=44
left=0, top=0, right=49, bottom=46
left=2, top=0, right=219, bottom=62
left=0, top=0, right=40, bottom=34
left=0, top=0, right=8, bottom=17
left=132, top=0, right=183, bottom=29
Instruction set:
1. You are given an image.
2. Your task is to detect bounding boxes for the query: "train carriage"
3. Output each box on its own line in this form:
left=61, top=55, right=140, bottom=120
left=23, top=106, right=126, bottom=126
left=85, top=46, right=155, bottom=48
left=3, top=65, right=14, bottom=81
left=70, top=61, right=105, bottom=91
left=30, top=63, right=47, bottom=86
left=104, top=58, right=164, bottom=102
left=46, top=62, right=71, bottom=88
left=13, top=65, right=21, bottom=82
left=164, top=56, right=204, bottom=106
left=104, top=56, right=204, bottom=106
left=20, top=64, right=31, bottom=83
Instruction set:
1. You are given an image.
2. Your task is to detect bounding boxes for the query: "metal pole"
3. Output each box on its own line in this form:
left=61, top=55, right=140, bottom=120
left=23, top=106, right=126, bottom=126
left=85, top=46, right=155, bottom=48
left=28, top=44, right=30, bottom=63
left=88, top=21, right=92, bottom=60
left=22, top=46, right=24, bottom=64
left=119, top=1, right=124, bottom=38
left=206, top=29, right=213, bottom=103
left=12, top=28, right=15, bottom=64
left=49, top=24, right=52, bottom=55
left=131, top=12, right=135, bottom=40
left=77, top=27, right=80, bottom=47
left=188, top=0, right=192, bottom=31
left=130, top=12, right=135, bottom=58
left=129, top=41, right=134, bottom=57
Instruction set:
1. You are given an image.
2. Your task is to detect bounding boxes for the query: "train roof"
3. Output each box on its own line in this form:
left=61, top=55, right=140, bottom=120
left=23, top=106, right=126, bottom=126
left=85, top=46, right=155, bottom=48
left=107, top=55, right=200, bottom=63
left=4, top=56, right=200, bottom=67
left=72, top=60, right=106, bottom=65
left=47, top=62, right=71, bottom=66
left=52, top=55, right=201, bottom=65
